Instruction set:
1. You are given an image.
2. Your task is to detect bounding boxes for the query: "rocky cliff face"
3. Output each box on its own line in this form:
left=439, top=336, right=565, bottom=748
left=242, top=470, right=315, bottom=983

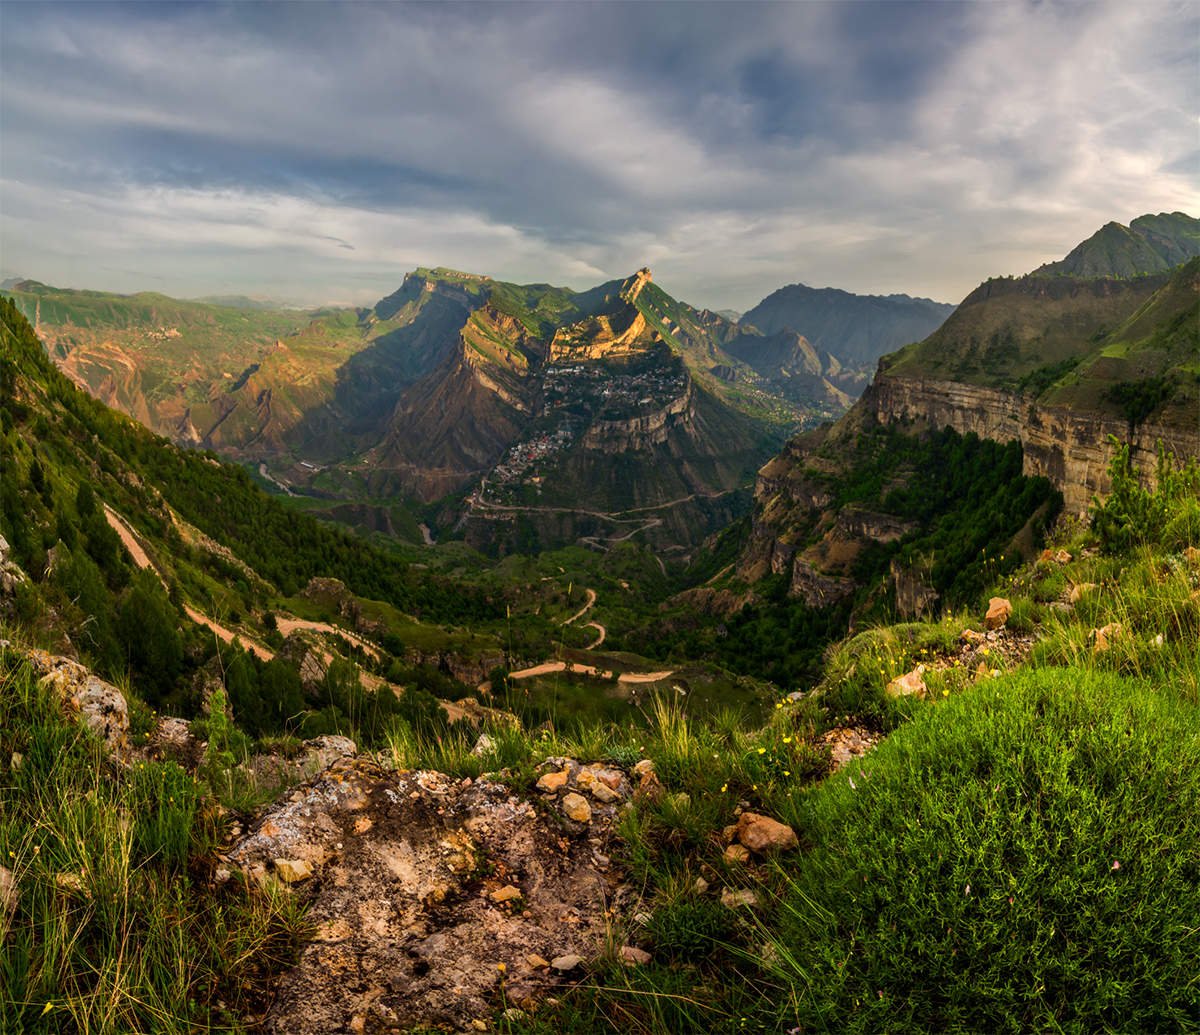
left=866, top=374, right=1200, bottom=514
left=579, top=383, right=693, bottom=453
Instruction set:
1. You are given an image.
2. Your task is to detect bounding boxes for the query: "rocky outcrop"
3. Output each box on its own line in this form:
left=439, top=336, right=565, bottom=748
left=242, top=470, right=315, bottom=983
left=7, top=645, right=130, bottom=760
left=866, top=374, right=1200, bottom=514
left=789, top=559, right=855, bottom=608
left=229, top=757, right=632, bottom=1034
left=580, top=384, right=693, bottom=453
left=0, top=535, right=27, bottom=597
left=891, top=559, right=939, bottom=619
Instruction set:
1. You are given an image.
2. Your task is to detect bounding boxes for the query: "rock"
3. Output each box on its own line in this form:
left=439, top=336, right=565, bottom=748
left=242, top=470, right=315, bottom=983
left=303, top=735, right=357, bottom=772
left=0, top=865, right=15, bottom=921
left=632, top=759, right=655, bottom=779
left=273, top=858, right=314, bottom=883
left=21, top=649, right=130, bottom=760
left=550, top=954, right=583, bottom=972
left=536, top=768, right=571, bottom=793
left=723, top=844, right=751, bottom=865
left=471, top=733, right=497, bottom=757
left=619, top=945, right=652, bottom=966
left=1092, top=622, right=1124, bottom=654
left=0, top=535, right=28, bottom=595
left=720, top=888, right=758, bottom=909
left=817, top=725, right=880, bottom=771
left=959, top=628, right=987, bottom=645
left=589, top=782, right=621, bottom=804
left=489, top=885, right=522, bottom=904
left=885, top=667, right=926, bottom=698
left=229, top=760, right=621, bottom=1033
left=1068, top=582, right=1097, bottom=604
left=561, top=793, right=592, bottom=823
left=693, top=876, right=710, bottom=895
left=985, top=597, right=1012, bottom=630
left=9, top=752, right=23, bottom=771
left=735, top=813, right=799, bottom=854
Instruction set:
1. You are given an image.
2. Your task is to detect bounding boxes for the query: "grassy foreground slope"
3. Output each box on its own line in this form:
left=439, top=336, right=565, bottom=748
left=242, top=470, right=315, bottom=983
left=3, top=271, right=1199, bottom=1031
left=364, top=448, right=1200, bottom=1033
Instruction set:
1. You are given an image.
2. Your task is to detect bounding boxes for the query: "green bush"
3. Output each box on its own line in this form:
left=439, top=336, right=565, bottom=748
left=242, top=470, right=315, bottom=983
left=765, top=666, right=1200, bottom=1034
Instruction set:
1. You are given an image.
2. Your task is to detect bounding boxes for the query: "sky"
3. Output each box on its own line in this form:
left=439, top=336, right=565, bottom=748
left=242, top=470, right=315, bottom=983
left=1, top=1, right=1196, bottom=312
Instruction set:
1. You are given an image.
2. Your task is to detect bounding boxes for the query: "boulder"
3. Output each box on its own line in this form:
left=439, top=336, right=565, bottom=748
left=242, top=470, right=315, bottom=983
left=985, top=597, right=1012, bottom=630
left=735, top=813, right=799, bottom=854
left=19, top=648, right=129, bottom=760
left=885, top=667, right=927, bottom=698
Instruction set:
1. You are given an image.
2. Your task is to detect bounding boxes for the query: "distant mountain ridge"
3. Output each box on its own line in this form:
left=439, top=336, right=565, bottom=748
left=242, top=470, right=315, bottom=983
left=739, top=283, right=956, bottom=374
left=1033, top=211, right=1200, bottom=279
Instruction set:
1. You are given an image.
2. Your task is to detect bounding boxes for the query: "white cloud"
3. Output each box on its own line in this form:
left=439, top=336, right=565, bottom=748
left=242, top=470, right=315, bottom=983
left=0, top=0, right=1196, bottom=310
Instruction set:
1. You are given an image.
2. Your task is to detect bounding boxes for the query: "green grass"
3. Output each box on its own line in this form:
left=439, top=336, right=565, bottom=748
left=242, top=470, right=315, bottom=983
left=0, top=646, right=308, bottom=1034
left=762, top=666, right=1200, bottom=1034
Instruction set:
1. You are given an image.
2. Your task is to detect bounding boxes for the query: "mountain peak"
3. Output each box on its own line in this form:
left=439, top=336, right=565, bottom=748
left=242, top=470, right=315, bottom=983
left=1034, top=212, right=1200, bottom=279
left=619, top=267, right=653, bottom=304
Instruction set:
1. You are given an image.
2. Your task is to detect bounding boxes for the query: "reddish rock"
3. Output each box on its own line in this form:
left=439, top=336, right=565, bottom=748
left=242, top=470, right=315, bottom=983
left=886, top=667, right=926, bottom=698
left=735, top=812, right=799, bottom=854
left=985, top=597, right=1012, bottom=630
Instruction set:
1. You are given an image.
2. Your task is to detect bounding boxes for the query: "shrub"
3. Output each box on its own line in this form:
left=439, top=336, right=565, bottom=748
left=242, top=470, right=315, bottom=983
left=764, top=666, right=1200, bottom=1034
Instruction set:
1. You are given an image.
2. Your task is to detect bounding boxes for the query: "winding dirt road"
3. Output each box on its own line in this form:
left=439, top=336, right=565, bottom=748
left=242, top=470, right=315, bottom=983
left=275, top=616, right=381, bottom=660
left=559, top=587, right=597, bottom=627
left=507, top=660, right=673, bottom=684
left=105, top=505, right=275, bottom=661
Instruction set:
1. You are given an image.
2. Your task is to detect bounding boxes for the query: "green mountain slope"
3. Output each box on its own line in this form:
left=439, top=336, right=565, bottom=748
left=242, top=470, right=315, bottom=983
left=737, top=214, right=1199, bottom=622
left=1034, top=211, right=1200, bottom=278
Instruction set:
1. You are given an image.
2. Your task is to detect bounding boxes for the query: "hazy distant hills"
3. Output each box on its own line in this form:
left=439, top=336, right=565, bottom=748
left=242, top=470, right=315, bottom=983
left=739, top=283, right=956, bottom=371
left=1033, top=211, right=1200, bottom=279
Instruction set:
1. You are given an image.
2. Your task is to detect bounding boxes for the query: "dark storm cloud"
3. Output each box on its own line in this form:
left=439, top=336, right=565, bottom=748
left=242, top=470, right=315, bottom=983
left=1, top=1, right=1195, bottom=308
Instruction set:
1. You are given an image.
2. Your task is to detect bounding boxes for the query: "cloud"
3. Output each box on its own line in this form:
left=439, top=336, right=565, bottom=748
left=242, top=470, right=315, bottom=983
left=1, top=0, right=1196, bottom=309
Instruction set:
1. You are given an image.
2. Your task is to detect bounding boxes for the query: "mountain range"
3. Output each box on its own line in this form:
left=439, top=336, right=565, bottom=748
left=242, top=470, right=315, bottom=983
left=739, top=211, right=1200, bottom=622
left=5, top=268, right=954, bottom=552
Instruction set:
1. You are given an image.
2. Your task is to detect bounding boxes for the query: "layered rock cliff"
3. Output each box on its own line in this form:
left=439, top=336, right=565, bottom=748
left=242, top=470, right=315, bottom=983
left=865, top=374, right=1200, bottom=515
